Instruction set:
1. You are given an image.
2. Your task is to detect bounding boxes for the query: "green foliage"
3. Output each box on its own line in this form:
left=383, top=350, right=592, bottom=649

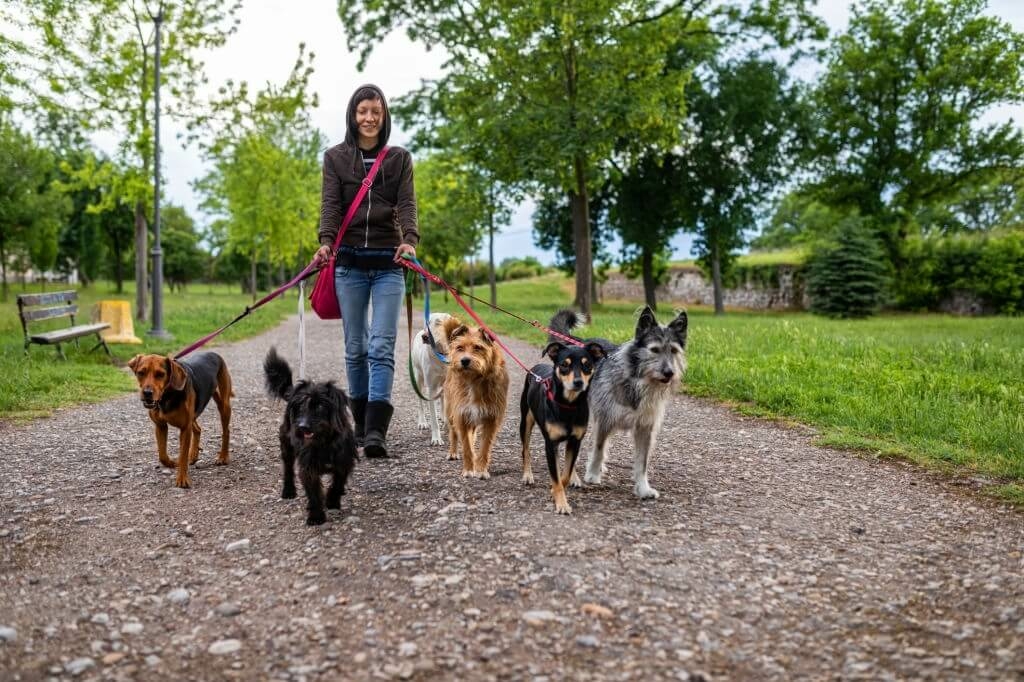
left=414, top=154, right=494, bottom=283
left=497, top=256, right=547, bottom=281
left=0, top=118, right=68, bottom=299
left=752, top=192, right=847, bottom=250
left=898, top=231, right=1024, bottom=313
left=160, top=205, right=206, bottom=290
left=807, top=216, right=891, bottom=318
left=808, top=0, right=1024, bottom=268
left=193, top=46, right=322, bottom=281
left=675, top=54, right=806, bottom=313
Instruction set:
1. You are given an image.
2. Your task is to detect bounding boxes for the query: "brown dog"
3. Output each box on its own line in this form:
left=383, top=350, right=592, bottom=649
left=128, top=352, right=233, bottom=488
left=444, top=325, right=509, bottom=478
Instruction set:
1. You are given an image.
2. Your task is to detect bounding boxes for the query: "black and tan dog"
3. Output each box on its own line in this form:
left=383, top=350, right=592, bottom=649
left=519, top=311, right=606, bottom=514
left=264, top=348, right=357, bottom=526
left=128, top=352, right=233, bottom=489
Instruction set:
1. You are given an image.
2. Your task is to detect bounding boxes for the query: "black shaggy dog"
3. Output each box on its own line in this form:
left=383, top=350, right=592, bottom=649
left=263, top=348, right=357, bottom=526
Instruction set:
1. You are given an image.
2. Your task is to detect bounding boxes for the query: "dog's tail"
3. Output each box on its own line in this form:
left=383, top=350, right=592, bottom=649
left=548, top=309, right=587, bottom=344
left=263, top=347, right=294, bottom=401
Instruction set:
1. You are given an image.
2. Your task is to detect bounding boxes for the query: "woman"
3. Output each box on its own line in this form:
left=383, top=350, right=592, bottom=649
left=315, top=84, right=418, bottom=459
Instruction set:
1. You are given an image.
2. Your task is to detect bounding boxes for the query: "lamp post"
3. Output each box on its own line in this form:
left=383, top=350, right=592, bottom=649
left=148, top=4, right=171, bottom=339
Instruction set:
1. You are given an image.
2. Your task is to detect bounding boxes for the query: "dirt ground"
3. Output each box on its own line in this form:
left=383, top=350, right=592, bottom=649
left=1, top=312, right=1022, bottom=681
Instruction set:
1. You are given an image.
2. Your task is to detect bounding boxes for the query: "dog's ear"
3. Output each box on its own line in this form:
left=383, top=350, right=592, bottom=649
left=450, top=324, right=470, bottom=341
left=669, top=311, right=688, bottom=348
left=585, top=342, right=606, bottom=361
left=635, top=306, right=658, bottom=340
left=480, top=330, right=496, bottom=346
left=543, top=342, right=564, bottom=362
left=328, top=385, right=349, bottom=434
left=128, top=354, right=142, bottom=371
left=167, top=356, right=188, bottom=391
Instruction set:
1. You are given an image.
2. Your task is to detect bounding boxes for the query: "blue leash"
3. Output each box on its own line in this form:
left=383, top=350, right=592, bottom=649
left=413, top=257, right=449, bottom=365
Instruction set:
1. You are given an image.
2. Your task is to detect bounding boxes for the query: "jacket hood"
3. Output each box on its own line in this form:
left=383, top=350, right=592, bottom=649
left=345, top=83, right=391, bottom=148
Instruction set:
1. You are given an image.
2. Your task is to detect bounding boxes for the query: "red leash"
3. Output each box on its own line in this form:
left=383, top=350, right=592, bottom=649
left=174, top=259, right=322, bottom=359
left=399, top=258, right=580, bottom=408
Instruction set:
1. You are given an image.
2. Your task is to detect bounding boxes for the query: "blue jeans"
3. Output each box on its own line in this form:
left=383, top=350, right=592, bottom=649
left=334, top=262, right=405, bottom=403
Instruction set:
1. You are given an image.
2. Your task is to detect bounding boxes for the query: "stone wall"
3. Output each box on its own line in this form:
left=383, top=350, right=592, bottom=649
left=600, top=265, right=808, bottom=311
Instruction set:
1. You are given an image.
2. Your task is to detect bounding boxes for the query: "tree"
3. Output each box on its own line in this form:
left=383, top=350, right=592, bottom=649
left=160, top=204, right=205, bottom=290
left=21, top=0, right=242, bottom=320
left=414, top=154, right=491, bottom=287
left=192, top=47, right=323, bottom=299
left=342, top=0, right=823, bottom=315
left=0, top=119, right=67, bottom=300
left=532, top=188, right=614, bottom=304
left=808, top=0, right=1024, bottom=270
left=675, top=54, right=804, bottom=314
left=806, top=214, right=891, bottom=318
left=751, top=191, right=844, bottom=251
left=612, top=155, right=687, bottom=310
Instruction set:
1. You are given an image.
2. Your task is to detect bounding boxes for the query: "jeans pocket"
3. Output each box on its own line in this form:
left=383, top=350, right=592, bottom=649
left=334, top=266, right=351, bottom=279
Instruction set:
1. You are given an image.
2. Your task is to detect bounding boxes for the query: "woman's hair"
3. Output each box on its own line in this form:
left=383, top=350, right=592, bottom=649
left=351, top=86, right=383, bottom=106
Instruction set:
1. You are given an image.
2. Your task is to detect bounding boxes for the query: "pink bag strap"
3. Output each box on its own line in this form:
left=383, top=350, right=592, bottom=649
left=330, top=145, right=390, bottom=252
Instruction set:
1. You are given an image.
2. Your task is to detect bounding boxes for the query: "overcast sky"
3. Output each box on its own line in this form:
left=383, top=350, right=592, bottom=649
left=152, top=0, right=1024, bottom=264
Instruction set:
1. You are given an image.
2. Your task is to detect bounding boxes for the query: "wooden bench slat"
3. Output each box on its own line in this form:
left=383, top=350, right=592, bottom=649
left=17, top=291, right=78, bottom=306
left=29, top=323, right=110, bottom=344
left=20, top=305, right=78, bottom=322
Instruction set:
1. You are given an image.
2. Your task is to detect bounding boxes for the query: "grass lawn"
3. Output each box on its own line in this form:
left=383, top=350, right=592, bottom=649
left=421, top=273, right=1024, bottom=503
left=0, top=281, right=295, bottom=421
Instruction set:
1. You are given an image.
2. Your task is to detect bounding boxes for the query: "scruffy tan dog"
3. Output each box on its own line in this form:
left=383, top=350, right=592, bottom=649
left=443, top=325, right=509, bottom=478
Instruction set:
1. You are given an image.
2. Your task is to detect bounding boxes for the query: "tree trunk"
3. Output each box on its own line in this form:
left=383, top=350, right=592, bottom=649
left=571, top=156, right=593, bottom=316
left=711, top=244, right=725, bottom=315
left=114, top=234, right=124, bottom=294
left=488, top=206, right=497, bottom=307
left=250, top=251, right=258, bottom=303
left=0, top=233, right=7, bottom=303
left=642, top=246, right=657, bottom=311
left=134, top=200, right=148, bottom=322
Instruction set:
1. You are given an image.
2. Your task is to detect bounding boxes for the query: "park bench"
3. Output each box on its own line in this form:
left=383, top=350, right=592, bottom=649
left=17, top=290, right=112, bottom=360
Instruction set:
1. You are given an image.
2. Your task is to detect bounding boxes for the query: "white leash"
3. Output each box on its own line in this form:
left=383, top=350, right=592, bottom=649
left=298, top=279, right=306, bottom=381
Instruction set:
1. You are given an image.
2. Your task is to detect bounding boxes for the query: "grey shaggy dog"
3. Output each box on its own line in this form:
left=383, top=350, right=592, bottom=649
left=551, top=306, right=688, bottom=499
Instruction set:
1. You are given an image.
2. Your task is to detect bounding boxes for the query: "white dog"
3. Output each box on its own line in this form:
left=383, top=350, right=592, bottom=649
left=411, top=312, right=462, bottom=446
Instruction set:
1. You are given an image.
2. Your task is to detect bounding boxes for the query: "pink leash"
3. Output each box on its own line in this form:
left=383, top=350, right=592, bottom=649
left=174, top=259, right=321, bottom=359
left=399, top=258, right=582, bottom=408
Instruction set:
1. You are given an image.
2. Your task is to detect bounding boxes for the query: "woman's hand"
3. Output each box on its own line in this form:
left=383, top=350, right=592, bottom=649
left=394, top=243, right=417, bottom=262
left=314, top=244, right=332, bottom=266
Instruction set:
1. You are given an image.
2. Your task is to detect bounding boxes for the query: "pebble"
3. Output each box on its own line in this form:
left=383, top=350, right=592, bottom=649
left=64, top=658, right=95, bottom=676
left=215, top=603, right=242, bottom=617
left=167, top=588, right=191, bottom=605
left=522, top=610, right=558, bottom=626
left=102, top=652, right=126, bottom=665
left=90, top=613, right=110, bottom=625
left=576, top=635, right=600, bottom=648
left=208, top=639, right=242, bottom=655
left=121, top=622, right=144, bottom=635
left=399, top=641, right=418, bottom=657
left=0, top=626, right=17, bottom=642
left=225, top=539, right=251, bottom=552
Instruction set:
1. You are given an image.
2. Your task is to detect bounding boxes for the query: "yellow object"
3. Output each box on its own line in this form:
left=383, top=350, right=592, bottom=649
left=92, top=300, right=143, bottom=344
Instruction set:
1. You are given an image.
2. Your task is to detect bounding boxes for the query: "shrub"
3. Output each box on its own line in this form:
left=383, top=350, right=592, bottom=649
left=807, top=217, right=890, bottom=318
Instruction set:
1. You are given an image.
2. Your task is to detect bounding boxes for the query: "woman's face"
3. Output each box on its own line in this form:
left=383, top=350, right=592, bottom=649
left=355, top=98, right=384, bottom=144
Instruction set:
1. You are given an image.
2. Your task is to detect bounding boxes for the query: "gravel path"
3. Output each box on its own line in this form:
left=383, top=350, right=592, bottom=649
left=1, top=311, right=1022, bottom=681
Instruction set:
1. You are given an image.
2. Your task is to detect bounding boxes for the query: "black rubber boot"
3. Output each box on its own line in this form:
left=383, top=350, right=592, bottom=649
left=363, top=400, right=395, bottom=458
left=350, top=397, right=368, bottom=448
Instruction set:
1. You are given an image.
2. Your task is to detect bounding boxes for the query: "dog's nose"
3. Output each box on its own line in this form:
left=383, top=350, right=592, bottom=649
left=460, top=357, right=471, bottom=368
left=142, top=388, right=153, bottom=399
left=662, top=369, right=675, bottom=381
left=572, top=379, right=585, bottom=391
